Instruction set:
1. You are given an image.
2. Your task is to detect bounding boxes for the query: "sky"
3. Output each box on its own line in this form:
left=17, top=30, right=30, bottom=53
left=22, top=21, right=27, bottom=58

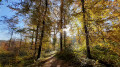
left=0, top=0, right=24, bottom=40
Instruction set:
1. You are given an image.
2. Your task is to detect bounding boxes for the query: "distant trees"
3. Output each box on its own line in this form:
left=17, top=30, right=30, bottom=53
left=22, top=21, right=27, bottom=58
left=30, top=28, right=35, bottom=49
left=2, top=16, right=18, bottom=47
left=59, top=0, right=72, bottom=50
left=16, top=28, right=26, bottom=46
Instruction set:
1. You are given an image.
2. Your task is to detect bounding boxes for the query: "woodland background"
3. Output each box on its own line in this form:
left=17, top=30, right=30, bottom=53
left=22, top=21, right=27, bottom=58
left=0, top=0, right=120, bottom=67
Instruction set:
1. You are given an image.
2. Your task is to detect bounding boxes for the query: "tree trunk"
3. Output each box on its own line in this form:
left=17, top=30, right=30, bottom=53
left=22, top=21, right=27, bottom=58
left=20, top=33, right=22, bottom=46
left=9, top=30, right=13, bottom=47
left=33, top=24, right=39, bottom=58
left=31, top=30, right=35, bottom=49
left=24, top=37, right=27, bottom=48
left=60, top=32, right=63, bottom=51
left=53, top=29, right=56, bottom=50
left=78, top=36, right=81, bottom=44
left=37, top=21, right=45, bottom=59
left=37, top=0, right=48, bottom=59
left=63, top=12, right=67, bottom=48
left=81, top=0, right=92, bottom=59
left=64, top=31, right=66, bottom=48
left=60, top=0, right=63, bottom=51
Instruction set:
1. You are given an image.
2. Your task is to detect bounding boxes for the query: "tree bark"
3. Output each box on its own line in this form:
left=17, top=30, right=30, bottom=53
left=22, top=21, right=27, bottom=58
left=37, top=0, right=48, bottom=59
left=37, top=21, right=45, bottom=59
left=20, top=33, right=22, bottom=46
left=24, top=37, right=27, bottom=48
left=60, top=0, right=63, bottom=51
left=31, top=30, right=35, bottom=49
left=63, top=21, right=66, bottom=48
left=33, top=24, right=39, bottom=58
left=60, top=32, right=63, bottom=51
left=81, top=0, right=92, bottom=59
left=53, top=29, right=56, bottom=50
left=9, top=30, right=13, bottom=47
left=64, top=31, right=66, bottom=48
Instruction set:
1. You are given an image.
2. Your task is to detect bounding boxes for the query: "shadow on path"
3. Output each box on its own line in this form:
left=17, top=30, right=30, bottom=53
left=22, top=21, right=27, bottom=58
left=41, top=57, right=73, bottom=67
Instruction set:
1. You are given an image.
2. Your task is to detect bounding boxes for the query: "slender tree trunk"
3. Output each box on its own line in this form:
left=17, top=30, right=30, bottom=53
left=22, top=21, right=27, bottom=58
left=24, top=37, right=27, bottom=48
left=60, top=32, right=63, bottom=51
left=31, top=30, right=35, bottom=49
left=37, top=21, right=45, bottom=59
left=81, top=0, right=92, bottom=59
left=34, top=0, right=42, bottom=59
left=33, top=24, right=39, bottom=58
left=77, top=29, right=81, bottom=44
left=37, top=0, right=48, bottom=59
left=20, top=33, right=22, bottom=46
left=64, top=31, right=66, bottom=48
left=78, top=36, right=81, bottom=44
left=64, top=14, right=66, bottom=48
left=63, top=23, right=66, bottom=48
left=53, top=29, right=56, bottom=50
left=60, top=0, right=63, bottom=51
left=9, top=30, right=13, bottom=47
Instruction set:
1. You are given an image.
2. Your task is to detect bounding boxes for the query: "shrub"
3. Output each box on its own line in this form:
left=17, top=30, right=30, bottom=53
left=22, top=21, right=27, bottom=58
left=91, top=45, right=120, bottom=66
left=56, top=47, right=82, bottom=67
left=18, top=49, right=28, bottom=57
left=0, top=52, right=16, bottom=66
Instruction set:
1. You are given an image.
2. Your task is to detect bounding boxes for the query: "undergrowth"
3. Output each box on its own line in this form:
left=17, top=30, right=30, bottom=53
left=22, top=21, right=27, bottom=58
left=55, top=47, right=103, bottom=67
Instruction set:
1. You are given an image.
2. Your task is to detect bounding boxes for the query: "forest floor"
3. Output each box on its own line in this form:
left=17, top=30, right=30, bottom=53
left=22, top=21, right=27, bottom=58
left=30, top=54, right=73, bottom=67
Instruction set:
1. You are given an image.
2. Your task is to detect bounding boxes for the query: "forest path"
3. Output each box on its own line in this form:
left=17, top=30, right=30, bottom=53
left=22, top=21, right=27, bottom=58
left=30, top=51, right=73, bottom=67
left=41, top=57, right=73, bottom=67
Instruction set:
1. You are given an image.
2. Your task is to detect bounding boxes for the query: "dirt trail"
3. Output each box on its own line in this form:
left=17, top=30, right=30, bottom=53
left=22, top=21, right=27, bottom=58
left=42, top=57, right=73, bottom=67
